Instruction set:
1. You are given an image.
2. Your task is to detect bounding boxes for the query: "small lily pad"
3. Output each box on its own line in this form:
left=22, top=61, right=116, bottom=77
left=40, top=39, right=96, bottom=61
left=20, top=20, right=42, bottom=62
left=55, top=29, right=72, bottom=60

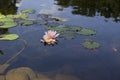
left=19, top=20, right=34, bottom=26
left=77, top=28, right=96, bottom=35
left=0, top=21, right=17, bottom=29
left=0, top=34, right=19, bottom=40
left=82, top=40, right=100, bottom=49
left=21, top=9, right=35, bottom=14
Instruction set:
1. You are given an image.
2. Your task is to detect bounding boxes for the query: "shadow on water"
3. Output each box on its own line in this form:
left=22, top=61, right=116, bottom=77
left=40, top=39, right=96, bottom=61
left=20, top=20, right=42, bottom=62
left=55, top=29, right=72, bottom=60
left=55, top=0, right=120, bottom=22
left=0, top=0, right=22, bottom=15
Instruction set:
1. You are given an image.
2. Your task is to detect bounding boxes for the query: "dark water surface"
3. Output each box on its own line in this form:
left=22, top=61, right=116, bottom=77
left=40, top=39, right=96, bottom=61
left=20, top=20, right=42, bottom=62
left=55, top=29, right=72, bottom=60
left=0, top=0, right=120, bottom=80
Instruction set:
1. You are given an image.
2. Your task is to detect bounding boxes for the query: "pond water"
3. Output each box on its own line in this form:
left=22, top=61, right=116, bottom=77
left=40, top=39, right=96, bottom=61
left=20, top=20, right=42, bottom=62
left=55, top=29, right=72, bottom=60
left=0, top=0, right=120, bottom=80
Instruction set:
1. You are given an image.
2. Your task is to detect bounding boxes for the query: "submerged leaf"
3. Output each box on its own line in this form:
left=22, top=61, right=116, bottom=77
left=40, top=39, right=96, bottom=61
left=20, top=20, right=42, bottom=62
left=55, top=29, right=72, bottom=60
left=82, top=40, right=100, bottom=49
left=0, top=34, right=19, bottom=40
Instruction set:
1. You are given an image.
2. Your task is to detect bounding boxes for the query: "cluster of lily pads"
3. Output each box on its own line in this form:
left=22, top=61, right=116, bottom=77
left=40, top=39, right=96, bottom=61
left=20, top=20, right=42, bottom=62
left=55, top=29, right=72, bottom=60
left=0, top=9, right=100, bottom=49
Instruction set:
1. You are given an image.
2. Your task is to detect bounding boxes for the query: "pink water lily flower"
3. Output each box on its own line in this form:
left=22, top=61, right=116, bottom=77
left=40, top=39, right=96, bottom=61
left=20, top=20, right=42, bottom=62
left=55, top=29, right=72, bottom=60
left=41, top=30, right=59, bottom=45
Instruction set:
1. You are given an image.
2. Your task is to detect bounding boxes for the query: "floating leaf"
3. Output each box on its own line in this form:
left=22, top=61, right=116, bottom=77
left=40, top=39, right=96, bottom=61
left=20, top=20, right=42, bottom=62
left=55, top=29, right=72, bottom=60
left=36, top=20, right=47, bottom=25
left=82, top=40, right=100, bottom=49
left=0, top=34, right=19, bottom=40
left=0, top=13, right=5, bottom=18
left=60, top=31, right=76, bottom=39
left=77, top=28, right=96, bottom=35
left=7, top=14, right=28, bottom=19
left=19, top=20, right=34, bottom=26
left=45, top=24, right=82, bottom=39
left=0, top=18, right=14, bottom=22
left=21, top=9, right=35, bottom=14
left=0, top=21, right=17, bottom=29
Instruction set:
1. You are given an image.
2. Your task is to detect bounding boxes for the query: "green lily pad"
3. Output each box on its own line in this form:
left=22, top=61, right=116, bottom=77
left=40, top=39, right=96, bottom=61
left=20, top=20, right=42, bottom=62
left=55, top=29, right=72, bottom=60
left=7, top=14, right=28, bottom=19
left=19, top=20, right=34, bottom=26
left=0, top=18, right=14, bottom=22
left=82, top=40, right=100, bottom=49
left=21, top=9, right=35, bottom=14
left=60, top=31, right=76, bottom=39
left=0, top=13, right=5, bottom=18
left=0, top=34, right=19, bottom=40
left=36, top=20, right=47, bottom=25
left=0, top=21, right=17, bottom=29
left=77, top=28, right=96, bottom=35
left=45, top=24, right=82, bottom=39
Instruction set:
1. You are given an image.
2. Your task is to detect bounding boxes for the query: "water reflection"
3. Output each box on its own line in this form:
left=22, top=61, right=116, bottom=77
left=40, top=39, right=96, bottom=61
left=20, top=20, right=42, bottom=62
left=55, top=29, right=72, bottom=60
left=0, top=0, right=22, bottom=15
left=55, top=0, right=120, bottom=22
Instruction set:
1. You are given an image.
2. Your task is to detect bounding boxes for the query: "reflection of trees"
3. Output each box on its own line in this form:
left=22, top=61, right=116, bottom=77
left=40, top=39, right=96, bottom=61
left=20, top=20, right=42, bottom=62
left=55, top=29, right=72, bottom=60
left=0, top=0, right=20, bottom=15
left=55, top=0, right=120, bottom=22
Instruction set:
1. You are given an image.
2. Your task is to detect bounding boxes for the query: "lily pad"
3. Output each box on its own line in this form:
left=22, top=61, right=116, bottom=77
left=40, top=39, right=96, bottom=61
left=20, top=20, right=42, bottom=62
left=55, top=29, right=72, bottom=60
left=45, top=24, right=83, bottom=39
left=82, top=40, right=100, bottom=49
left=0, top=34, right=19, bottom=40
left=19, top=20, right=34, bottom=26
left=60, top=31, right=76, bottom=39
left=0, top=18, right=14, bottom=22
left=77, top=28, right=96, bottom=35
left=0, top=21, right=17, bottom=29
left=21, top=9, right=35, bottom=14
left=36, top=20, right=47, bottom=25
left=7, top=14, right=28, bottom=19
left=0, top=13, right=5, bottom=18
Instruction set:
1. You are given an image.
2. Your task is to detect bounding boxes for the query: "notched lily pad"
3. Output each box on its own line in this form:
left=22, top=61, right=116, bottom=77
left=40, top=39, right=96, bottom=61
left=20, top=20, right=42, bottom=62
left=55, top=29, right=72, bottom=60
left=77, top=28, right=96, bottom=35
left=82, top=40, right=100, bottom=49
left=19, top=20, right=34, bottom=26
left=0, top=21, right=17, bottom=29
left=21, top=9, right=35, bottom=14
left=0, top=34, right=19, bottom=40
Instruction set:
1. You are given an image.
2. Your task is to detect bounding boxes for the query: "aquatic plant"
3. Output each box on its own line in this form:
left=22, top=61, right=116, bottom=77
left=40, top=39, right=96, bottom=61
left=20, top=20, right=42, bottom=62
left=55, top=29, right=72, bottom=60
left=0, top=34, right=19, bottom=40
left=19, top=20, right=34, bottom=26
left=21, top=9, right=35, bottom=14
left=6, top=14, right=28, bottom=19
left=82, top=40, right=100, bottom=49
left=0, top=21, right=17, bottom=29
left=77, top=28, right=96, bottom=36
left=0, top=13, right=5, bottom=18
left=41, top=30, right=59, bottom=45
